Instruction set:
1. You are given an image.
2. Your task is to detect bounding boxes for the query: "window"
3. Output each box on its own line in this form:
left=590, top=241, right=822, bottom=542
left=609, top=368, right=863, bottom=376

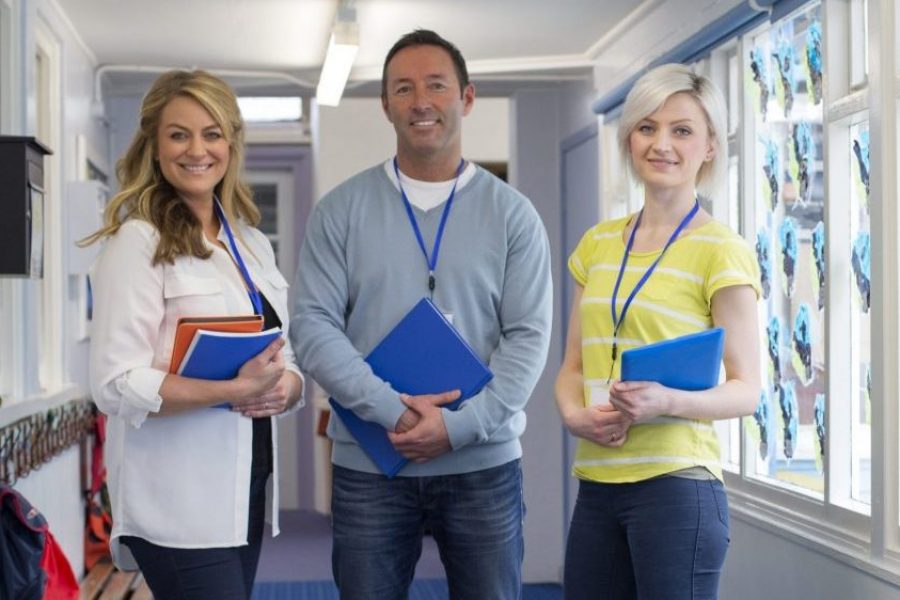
left=238, top=97, right=303, bottom=123
left=598, top=117, right=641, bottom=219
left=742, top=3, right=826, bottom=498
left=722, top=0, right=890, bottom=559
left=34, top=20, right=63, bottom=395
left=244, top=170, right=295, bottom=280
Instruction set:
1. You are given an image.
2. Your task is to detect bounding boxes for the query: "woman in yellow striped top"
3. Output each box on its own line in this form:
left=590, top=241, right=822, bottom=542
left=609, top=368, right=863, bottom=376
left=556, top=64, right=761, bottom=600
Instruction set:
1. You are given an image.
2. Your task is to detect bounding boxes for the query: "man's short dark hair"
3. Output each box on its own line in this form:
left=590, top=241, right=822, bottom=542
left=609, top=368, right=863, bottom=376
left=381, top=29, right=470, bottom=99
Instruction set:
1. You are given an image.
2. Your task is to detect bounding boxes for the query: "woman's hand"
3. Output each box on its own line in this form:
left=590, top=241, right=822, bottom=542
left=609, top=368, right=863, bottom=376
left=608, top=380, right=672, bottom=422
left=234, top=370, right=302, bottom=418
left=563, top=403, right=632, bottom=447
left=555, top=286, right=631, bottom=447
left=232, top=338, right=285, bottom=400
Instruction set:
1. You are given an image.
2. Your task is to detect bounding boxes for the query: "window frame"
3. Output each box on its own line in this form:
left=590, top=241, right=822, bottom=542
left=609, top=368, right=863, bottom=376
left=33, top=17, right=65, bottom=396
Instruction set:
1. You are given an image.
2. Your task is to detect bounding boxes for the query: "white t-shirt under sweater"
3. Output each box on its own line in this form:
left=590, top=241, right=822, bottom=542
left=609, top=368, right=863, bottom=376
left=382, top=159, right=477, bottom=211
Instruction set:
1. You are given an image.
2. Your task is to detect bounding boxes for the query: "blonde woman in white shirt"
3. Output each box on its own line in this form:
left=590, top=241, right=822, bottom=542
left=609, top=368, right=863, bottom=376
left=83, top=70, right=303, bottom=600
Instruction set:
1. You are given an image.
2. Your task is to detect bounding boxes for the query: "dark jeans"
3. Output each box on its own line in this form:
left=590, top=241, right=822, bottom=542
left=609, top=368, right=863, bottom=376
left=331, top=460, right=524, bottom=600
left=564, top=476, right=730, bottom=600
left=120, top=467, right=269, bottom=600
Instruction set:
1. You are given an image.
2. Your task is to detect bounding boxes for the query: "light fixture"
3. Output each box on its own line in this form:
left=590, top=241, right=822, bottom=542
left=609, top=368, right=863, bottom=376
left=316, top=0, right=359, bottom=107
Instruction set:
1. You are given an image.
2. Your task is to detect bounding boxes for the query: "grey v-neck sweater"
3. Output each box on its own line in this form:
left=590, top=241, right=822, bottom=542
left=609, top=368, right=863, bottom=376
left=291, top=163, right=552, bottom=476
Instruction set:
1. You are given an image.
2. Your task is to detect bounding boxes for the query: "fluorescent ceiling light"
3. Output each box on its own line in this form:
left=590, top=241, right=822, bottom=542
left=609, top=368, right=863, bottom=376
left=237, top=97, right=303, bottom=122
left=316, top=18, right=358, bottom=107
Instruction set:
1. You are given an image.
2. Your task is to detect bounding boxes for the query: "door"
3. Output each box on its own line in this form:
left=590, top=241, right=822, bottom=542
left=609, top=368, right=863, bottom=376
left=244, top=170, right=296, bottom=282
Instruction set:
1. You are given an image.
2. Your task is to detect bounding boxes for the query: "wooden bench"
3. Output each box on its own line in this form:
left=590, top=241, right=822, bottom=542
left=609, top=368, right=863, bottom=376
left=80, top=560, right=152, bottom=600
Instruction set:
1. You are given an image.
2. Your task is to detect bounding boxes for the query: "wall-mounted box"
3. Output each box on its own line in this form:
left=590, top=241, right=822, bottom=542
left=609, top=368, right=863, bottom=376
left=0, top=136, right=53, bottom=277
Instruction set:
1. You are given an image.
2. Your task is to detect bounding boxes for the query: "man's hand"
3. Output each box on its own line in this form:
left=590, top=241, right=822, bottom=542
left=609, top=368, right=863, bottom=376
left=393, top=390, right=460, bottom=433
left=389, top=390, right=459, bottom=462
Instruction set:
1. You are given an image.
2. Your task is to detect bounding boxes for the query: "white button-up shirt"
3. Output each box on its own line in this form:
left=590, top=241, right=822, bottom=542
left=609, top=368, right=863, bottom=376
left=89, top=217, right=304, bottom=570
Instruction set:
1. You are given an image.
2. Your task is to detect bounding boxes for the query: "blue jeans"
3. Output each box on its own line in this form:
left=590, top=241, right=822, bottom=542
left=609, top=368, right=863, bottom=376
left=564, top=476, right=730, bottom=600
left=331, top=460, right=524, bottom=600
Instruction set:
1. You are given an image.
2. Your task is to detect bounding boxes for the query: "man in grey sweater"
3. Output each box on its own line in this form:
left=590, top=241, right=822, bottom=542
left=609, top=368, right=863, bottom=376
left=291, top=29, right=552, bottom=600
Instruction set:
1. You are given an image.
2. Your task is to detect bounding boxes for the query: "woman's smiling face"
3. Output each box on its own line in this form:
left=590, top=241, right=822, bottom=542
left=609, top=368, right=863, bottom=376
left=156, top=95, right=230, bottom=203
left=628, top=92, right=714, bottom=194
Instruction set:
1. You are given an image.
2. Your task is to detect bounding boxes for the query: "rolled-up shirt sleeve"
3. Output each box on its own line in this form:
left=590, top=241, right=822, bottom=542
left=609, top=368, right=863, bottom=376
left=89, top=221, right=167, bottom=428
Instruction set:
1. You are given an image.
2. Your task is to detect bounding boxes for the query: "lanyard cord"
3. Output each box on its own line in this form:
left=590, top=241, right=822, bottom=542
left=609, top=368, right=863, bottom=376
left=394, top=157, right=466, bottom=299
left=607, top=198, right=700, bottom=381
left=213, top=200, right=263, bottom=316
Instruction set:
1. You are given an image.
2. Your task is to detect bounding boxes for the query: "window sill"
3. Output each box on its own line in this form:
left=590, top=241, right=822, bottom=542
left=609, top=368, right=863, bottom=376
left=0, top=384, right=87, bottom=428
left=727, top=483, right=900, bottom=587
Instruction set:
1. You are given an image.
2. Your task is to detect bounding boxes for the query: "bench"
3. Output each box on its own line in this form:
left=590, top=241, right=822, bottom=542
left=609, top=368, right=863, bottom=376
left=80, top=560, right=152, bottom=600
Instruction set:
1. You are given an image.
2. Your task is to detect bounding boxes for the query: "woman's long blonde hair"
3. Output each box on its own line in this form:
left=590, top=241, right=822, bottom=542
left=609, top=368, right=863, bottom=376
left=80, top=70, right=259, bottom=264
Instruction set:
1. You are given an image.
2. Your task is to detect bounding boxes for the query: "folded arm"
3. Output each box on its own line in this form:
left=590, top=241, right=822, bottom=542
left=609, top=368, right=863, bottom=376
left=608, top=284, right=761, bottom=422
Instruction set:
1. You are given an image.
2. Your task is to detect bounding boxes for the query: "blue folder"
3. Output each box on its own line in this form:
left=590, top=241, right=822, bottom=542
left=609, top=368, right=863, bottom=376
left=329, top=298, right=494, bottom=477
left=620, top=327, right=725, bottom=391
left=178, top=328, right=283, bottom=407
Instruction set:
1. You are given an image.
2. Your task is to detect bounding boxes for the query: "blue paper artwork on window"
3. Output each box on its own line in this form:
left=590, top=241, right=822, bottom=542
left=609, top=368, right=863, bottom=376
left=747, top=1, right=825, bottom=496
left=866, top=363, right=872, bottom=420
left=767, top=316, right=783, bottom=382
left=806, top=19, right=823, bottom=105
left=772, top=29, right=797, bottom=118
left=792, top=121, right=814, bottom=204
left=813, top=393, right=825, bottom=470
left=756, top=228, right=772, bottom=299
left=852, top=130, right=870, bottom=200
left=792, top=303, right=814, bottom=385
left=851, top=231, right=871, bottom=312
left=750, top=47, right=772, bottom=121
left=762, top=135, right=781, bottom=211
left=753, top=391, right=770, bottom=459
left=811, top=221, right=825, bottom=311
left=778, top=217, right=798, bottom=298
left=778, top=379, right=799, bottom=459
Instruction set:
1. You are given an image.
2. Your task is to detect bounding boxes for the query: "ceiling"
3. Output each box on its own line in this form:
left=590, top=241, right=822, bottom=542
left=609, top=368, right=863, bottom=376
left=63, top=0, right=646, bottom=98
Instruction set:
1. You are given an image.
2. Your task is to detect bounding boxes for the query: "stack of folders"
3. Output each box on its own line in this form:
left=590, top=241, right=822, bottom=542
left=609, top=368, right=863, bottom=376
left=620, top=327, right=725, bottom=390
left=329, top=298, right=494, bottom=478
left=169, top=315, right=282, bottom=407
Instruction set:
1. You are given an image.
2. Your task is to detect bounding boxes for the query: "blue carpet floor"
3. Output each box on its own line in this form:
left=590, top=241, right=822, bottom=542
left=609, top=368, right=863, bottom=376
left=252, top=579, right=562, bottom=600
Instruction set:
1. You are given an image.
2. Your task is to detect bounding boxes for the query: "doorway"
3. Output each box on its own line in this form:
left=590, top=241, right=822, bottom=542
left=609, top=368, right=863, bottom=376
left=245, top=144, right=315, bottom=512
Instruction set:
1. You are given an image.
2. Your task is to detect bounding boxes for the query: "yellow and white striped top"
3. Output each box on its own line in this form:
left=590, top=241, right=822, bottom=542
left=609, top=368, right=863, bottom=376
left=568, top=214, right=761, bottom=483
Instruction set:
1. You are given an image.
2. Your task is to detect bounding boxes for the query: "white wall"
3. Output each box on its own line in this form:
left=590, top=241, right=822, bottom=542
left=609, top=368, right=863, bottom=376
left=510, top=88, right=565, bottom=583
left=106, top=94, right=143, bottom=193
left=313, top=95, right=509, bottom=199
left=509, top=81, right=597, bottom=583
left=722, top=518, right=900, bottom=598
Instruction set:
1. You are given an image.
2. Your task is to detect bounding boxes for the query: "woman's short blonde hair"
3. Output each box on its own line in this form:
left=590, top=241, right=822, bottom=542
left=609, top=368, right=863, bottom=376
left=81, top=70, right=259, bottom=264
left=617, top=63, right=728, bottom=198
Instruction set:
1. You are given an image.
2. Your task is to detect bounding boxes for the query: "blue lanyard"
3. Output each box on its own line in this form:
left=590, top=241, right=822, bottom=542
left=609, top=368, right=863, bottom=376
left=213, top=200, right=263, bottom=316
left=608, top=199, right=700, bottom=370
left=394, top=157, right=465, bottom=297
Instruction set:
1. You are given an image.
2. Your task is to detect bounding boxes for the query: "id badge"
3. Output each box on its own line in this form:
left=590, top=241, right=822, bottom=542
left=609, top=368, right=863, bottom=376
left=439, top=310, right=454, bottom=326
left=588, top=381, right=611, bottom=407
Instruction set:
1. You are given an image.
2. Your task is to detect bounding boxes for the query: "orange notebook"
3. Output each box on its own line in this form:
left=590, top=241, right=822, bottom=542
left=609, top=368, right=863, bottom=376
left=168, top=315, right=264, bottom=374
